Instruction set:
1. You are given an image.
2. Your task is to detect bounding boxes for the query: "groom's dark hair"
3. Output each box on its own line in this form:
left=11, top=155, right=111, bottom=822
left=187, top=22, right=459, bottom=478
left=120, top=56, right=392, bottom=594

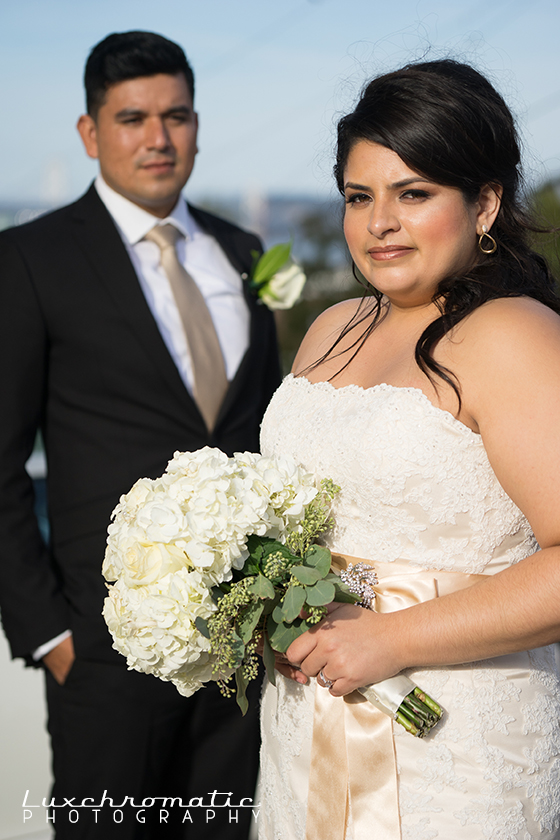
left=84, top=31, right=195, bottom=118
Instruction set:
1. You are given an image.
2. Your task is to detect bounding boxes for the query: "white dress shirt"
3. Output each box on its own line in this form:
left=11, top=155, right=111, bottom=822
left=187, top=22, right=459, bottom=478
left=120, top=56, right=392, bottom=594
left=94, top=175, right=250, bottom=391
left=35, top=178, right=251, bottom=661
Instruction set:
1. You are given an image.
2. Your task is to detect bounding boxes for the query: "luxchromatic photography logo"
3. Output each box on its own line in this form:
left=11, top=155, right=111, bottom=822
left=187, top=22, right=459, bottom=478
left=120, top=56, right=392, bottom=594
left=22, top=789, right=260, bottom=828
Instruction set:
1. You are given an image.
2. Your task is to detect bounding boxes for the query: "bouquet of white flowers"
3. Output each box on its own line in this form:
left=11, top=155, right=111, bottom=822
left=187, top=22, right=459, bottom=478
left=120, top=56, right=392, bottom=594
left=103, top=447, right=442, bottom=736
left=102, top=447, right=330, bottom=697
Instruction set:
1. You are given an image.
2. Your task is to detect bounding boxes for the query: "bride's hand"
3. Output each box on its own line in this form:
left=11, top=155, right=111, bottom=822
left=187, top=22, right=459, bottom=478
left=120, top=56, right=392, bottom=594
left=286, top=602, right=402, bottom=696
left=273, top=651, right=309, bottom=685
left=256, top=634, right=309, bottom=684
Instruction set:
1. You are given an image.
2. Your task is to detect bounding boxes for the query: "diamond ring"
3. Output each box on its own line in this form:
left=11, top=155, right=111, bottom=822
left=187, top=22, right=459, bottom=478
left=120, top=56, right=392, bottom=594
left=319, top=669, right=334, bottom=689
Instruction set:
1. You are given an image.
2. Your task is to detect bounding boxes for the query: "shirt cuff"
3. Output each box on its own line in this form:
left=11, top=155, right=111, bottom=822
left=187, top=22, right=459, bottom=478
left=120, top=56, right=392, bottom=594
left=32, top=629, right=72, bottom=662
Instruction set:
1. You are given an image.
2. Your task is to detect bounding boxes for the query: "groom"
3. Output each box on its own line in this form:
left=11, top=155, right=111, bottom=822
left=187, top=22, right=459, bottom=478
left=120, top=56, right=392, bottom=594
left=0, top=31, right=280, bottom=839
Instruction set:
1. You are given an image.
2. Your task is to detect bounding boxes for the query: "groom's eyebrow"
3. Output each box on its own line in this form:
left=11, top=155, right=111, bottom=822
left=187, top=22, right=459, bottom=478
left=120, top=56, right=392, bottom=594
left=115, top=106, right=192, bottom=120
left=114, top=108, right=147, bottom=121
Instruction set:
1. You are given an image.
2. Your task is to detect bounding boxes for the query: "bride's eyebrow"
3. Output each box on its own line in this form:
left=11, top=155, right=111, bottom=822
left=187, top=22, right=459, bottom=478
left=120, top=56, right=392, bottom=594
left=390, top=177, right=432, bottom=189
left=344, top=181, right=370, bottom=191
left=344, top=177, right=432, bottom=191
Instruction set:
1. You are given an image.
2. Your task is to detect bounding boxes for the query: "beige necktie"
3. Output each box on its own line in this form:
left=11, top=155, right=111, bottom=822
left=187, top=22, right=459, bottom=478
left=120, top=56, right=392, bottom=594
left=145, top=224, right=228, bottom=432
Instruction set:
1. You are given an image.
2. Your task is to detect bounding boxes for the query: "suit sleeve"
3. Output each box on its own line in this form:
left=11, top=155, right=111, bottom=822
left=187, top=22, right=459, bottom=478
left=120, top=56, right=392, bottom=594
left=0, top=232, right=70, bottom=660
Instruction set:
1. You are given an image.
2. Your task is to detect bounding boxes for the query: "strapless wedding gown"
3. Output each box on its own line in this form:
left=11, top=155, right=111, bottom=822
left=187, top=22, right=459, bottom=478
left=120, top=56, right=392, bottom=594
left=258, top=375, right=560, bottom=840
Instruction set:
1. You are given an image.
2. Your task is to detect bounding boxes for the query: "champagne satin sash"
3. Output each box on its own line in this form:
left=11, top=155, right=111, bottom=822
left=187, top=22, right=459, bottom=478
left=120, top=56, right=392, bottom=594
left=304, top=554, right=488, bottom=840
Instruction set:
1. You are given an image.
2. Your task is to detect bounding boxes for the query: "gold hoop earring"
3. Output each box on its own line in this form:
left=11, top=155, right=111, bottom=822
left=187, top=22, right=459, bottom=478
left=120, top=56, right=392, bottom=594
left=478, top=224, right=497, bottom=255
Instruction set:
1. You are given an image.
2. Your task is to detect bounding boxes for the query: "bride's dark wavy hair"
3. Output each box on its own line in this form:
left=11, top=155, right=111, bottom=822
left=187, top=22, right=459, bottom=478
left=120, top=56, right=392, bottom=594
left=323, top=59, right=560, bottom=401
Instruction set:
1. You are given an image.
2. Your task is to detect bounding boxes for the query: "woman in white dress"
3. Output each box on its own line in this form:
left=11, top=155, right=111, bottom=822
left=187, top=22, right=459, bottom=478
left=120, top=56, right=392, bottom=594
left=259, top=59, right=560, bottom=840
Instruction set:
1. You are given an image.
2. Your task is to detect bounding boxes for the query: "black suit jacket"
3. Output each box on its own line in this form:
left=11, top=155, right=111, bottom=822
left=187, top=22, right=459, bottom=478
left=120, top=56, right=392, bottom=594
left=0, top=184, right=281, bottom=663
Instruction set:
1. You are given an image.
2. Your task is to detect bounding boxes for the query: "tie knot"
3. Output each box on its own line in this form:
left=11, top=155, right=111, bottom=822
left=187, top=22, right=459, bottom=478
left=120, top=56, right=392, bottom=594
left=145, top=223, right=181, bottom=252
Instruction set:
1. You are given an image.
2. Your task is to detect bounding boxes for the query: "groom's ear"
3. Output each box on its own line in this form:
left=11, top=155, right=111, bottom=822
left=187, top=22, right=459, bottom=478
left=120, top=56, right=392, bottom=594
left=77, top=114, right=99, bottom=160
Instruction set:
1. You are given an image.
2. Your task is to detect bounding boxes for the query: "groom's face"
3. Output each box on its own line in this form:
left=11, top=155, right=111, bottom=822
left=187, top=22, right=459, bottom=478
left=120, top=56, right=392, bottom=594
left=77, top=73, right=198, bottom=218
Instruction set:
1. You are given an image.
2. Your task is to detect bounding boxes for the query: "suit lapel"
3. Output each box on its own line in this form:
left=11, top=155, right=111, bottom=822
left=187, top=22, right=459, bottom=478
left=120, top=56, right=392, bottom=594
left=69, top=186, right=201, bottom=420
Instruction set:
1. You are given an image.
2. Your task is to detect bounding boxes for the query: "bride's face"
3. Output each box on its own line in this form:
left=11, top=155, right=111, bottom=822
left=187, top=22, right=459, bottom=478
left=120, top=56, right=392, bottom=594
left=343, top=141, right=481, bottom=308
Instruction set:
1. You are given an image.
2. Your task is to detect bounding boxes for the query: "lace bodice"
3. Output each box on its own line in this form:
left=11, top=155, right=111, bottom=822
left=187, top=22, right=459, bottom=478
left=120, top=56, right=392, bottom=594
left=261, top=375, right=537, bottom=575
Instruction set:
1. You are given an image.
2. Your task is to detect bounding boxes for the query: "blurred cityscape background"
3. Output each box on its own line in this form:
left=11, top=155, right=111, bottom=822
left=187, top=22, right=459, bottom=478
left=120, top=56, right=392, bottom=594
left=1, top=0, right=560, bottom=837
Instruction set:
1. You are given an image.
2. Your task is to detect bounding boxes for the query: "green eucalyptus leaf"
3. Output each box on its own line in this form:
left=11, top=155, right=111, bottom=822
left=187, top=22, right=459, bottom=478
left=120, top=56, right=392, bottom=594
left=304, top=579, right=336, bottom=606
left=262, top=633, right=277, bottom=687
left=194, top=616, right=210, bottom=638
left=235, top=668, right=249, bottom=716
left=242, top=556, right=261, bottom=576
left=298, top=618, right=314, bottom=633
left=229, top=630, right=246, bottom=669
left=281, top=584, right=306, bottom=623
left=272, top=604, right=284, bottom=624
left=246, top=535, right=264, bottom=554
left=332, top=582, right=362, bottom=604
left=246, top=575, right=276, bottom=600
left=237, top=601, right=265, bottom=644
left=267, top=615, right=307, bottom=653
left=212, top=584, right=228, bottom=602
left=261, top=540, right=294, bottom=560
left=303, top=545, right=332, bottom=577
left=244, top=535, right=265, bottom=573
left=252, top=243, right=292, bottom=286
left=264, top=592, right=282, bottom=615
left=248, top=534, right=278, bottom=554
left=292, top=564, right=322, bottom=585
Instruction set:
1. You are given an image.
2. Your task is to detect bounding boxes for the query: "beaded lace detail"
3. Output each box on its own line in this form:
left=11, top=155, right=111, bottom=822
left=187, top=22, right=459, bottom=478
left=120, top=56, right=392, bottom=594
left=258, top=376, right=560, bottom=840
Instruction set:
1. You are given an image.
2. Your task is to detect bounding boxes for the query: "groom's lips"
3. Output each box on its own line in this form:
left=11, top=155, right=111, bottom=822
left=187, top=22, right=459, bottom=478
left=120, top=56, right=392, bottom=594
left=141, top=159, right=176, bottom=174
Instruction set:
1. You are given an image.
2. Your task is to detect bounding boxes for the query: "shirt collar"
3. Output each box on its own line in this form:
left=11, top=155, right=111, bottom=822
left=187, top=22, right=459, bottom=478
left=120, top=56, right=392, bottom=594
left=94, top=175, right=200, bottom=245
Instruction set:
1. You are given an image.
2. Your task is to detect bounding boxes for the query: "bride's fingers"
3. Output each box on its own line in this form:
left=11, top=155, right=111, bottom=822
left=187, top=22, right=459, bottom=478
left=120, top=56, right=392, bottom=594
left=286, top=626, right=320, bottom=667
left=274, top=659, right=309, bottom=684
left=325, top=601, right=346, bottom=614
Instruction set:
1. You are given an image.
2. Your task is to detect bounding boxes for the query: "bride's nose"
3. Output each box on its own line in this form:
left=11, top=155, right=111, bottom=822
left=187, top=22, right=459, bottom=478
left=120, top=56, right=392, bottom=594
left=367, top=199, right=400, bottom=237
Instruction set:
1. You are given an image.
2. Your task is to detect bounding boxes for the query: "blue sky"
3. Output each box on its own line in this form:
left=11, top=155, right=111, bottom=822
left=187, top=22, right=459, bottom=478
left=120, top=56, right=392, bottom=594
left=1, top=0, right=559, bottom=206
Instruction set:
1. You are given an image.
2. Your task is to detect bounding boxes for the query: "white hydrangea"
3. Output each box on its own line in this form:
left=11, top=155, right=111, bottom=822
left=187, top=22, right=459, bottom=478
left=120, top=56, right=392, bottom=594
left=103, top=568, right=219, bottom=697
left=235, top=452, right=318, bottom=539
left=103, top=446, right=320, bottom=695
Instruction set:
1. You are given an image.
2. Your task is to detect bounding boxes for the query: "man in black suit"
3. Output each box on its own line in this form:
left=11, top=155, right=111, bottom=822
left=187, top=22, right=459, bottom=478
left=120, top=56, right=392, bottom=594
left=0, top=31, right=280, bottom=839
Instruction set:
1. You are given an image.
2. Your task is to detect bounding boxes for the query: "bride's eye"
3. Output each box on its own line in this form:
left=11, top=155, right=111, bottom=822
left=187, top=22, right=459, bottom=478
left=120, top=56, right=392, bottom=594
left=400, top=189, right=430, bottom=201
left=345, top=192, right=370, bottom=205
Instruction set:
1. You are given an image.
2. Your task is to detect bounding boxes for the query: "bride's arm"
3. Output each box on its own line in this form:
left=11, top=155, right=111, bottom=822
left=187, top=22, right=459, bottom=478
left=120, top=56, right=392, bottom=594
left=287, top=297, right=560, bottom=695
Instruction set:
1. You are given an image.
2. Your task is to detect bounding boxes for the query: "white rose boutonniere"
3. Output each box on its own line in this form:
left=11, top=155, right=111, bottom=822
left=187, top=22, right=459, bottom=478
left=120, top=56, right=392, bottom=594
left=248, top=242, right=306, bottom=310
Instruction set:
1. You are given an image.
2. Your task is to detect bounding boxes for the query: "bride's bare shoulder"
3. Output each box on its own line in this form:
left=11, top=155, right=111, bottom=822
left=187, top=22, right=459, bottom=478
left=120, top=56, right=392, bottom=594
left=292, top=297, right=370, bottom=375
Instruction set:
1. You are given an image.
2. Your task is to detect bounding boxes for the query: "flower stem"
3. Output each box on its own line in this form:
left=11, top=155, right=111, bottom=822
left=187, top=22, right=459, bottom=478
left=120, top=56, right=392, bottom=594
left=396, top=688, right=443, bottom=738
left=413, top=686, right=443, bottom=718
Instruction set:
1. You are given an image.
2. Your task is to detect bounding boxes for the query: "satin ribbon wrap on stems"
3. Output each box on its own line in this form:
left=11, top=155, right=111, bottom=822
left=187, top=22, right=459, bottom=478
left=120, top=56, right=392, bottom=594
left=304, top=554, right=487, bottom=840
left=358, top=675, right=415, bottom=717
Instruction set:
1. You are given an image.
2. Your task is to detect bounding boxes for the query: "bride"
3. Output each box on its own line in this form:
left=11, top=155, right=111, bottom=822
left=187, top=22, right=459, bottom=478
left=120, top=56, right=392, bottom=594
left=258, top=60, right=560, bottom=839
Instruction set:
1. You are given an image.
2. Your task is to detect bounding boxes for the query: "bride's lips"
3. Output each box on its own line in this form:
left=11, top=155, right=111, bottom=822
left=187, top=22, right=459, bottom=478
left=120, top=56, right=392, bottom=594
left=368, top=246, right=413, bottom=261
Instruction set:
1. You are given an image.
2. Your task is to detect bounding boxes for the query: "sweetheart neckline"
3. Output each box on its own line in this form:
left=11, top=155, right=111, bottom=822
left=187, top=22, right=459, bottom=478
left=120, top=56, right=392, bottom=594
left=284, top=374, right=481, bottom=439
